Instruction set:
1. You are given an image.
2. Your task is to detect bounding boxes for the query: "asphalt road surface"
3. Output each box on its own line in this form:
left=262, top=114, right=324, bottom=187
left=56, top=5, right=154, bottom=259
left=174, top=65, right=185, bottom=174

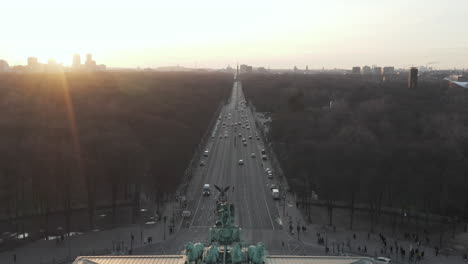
left=184, top=80, right=282, bottom=232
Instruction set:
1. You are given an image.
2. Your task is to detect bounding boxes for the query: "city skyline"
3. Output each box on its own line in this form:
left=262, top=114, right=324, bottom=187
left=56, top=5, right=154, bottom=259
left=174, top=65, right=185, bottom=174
left=1, top=0, right=468, bottom=69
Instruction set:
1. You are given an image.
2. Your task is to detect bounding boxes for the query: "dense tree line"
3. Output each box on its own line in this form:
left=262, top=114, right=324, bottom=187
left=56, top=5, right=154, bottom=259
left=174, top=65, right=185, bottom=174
left=243, top=73, right=468, bottom=228
left=0, top=71, right=231, bottom=236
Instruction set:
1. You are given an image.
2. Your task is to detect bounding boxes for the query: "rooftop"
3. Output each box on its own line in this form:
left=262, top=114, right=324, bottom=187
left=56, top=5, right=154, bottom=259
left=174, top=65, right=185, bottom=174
left=73, top=255, right=374, bottom=264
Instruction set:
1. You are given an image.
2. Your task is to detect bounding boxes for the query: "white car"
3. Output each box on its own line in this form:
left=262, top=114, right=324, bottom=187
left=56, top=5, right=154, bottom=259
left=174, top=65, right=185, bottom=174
left=224, top=134, right=228, bottom=138
left=374, top=257, right=391, bottom=263
left=248, top=135, right=252, bottom=139
left=203, top=150, right=209, bottom=157
left=199, top=161, right=205, bottom=167
left=238, top=159, right=244, bottom=165
left=251, top=153, right=256, bottom=158
left=203, top=184, right=211, bottom=196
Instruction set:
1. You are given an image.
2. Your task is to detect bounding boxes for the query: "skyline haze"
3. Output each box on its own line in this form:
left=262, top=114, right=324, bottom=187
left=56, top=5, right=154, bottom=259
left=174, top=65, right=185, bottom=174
left=2, top=0, right=468, bottom=69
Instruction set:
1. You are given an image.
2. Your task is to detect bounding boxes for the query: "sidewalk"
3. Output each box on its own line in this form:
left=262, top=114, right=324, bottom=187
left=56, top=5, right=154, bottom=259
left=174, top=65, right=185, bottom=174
left=279, top=191, right=468, bottom=264
left=0, top=200, right=181, bottom=264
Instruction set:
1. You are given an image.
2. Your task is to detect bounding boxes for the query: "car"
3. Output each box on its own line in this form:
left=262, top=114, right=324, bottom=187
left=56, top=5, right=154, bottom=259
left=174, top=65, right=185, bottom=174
left=242, top=137, right=246, bottom=142
left=246, top=126, right=250, bottom=130
left=219, top=135, right=223, bottom=139
left=265, top=168, right=271, bottom=173
left=270, top=184, right=278, bottom=190
left=238, top=133, right=242, bottom=137
left=261, top=149, right=266, bottom=154
left=248, top=135, right=252, bottom=139
left=262, top=155, right=267, bottom=161
left=374, top=257, right=391, bottom=263
left=203, top=184, right=211, bottom=196
left=243, top=142, right=247, bottom=146
left=203, top=150, right=209, bottom=157
left=271, top=188, right=280, bottom=200
left=199, top=161, right=205, bottom=166
left=238, top=159, right=244, bottom=165
left=224, top=134, right=228, bottom=138
left=251, top=153, right=256, bottom=158
left=267, top=171, right=273, bottom=179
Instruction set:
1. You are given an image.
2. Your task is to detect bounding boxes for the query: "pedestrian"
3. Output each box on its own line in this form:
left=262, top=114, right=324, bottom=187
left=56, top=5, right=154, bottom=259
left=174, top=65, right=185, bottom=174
left=60, top=234, right=64, bottom=243
left=281, top=241, right=285, bottom=247
left=353, top=233, right=356, bottom=240
left=364, top=246, right=367, bottom=253
left=367, top=232, right=370, bottom=240
left=13, top=253, right=16, bottom=264
left=464, top=253, right=467, bottom=262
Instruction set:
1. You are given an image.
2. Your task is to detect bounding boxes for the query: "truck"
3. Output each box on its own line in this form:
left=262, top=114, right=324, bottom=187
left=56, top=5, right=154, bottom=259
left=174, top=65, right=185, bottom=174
left=271, top=188, right=280, bottom=200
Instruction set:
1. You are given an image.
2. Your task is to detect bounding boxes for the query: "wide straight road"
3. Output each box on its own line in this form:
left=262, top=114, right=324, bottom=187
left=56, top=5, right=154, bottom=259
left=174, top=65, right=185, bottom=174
left=184, top=80, right=282, bottom=233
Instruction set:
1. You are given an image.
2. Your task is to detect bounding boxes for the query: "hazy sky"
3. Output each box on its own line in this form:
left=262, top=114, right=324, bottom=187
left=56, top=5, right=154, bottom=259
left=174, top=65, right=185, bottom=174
left=2, top=0, right=468, bottom=69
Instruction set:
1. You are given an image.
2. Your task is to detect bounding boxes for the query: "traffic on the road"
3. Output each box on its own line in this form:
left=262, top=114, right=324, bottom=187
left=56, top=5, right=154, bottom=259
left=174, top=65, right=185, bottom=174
left=186, top=80, right=281, bottom=230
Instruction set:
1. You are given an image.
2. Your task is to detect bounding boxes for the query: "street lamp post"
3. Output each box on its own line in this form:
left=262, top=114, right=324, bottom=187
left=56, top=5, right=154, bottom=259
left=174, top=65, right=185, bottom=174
left=163, top=216, right=167, bottom=240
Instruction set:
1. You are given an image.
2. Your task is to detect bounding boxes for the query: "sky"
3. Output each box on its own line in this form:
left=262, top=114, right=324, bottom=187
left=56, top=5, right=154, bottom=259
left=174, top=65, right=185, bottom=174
left=1, top=0, right=468, bottom=69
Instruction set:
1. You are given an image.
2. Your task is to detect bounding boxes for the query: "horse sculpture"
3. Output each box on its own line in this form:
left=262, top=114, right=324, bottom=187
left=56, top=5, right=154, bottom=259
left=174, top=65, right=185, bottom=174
left=231, top=242, right=243, bottom=264
left=247, top=242, right=265, bottom=264
left=185, top=242, right=205, bottom=264
left=204, top=244, right=219, bottom=264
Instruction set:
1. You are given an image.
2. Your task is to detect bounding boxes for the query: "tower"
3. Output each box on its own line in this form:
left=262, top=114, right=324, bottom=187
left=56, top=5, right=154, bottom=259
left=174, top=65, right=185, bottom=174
left=73, top=54, right=81, bottom=68
left=409, top=67, right=418, bottom=88
left=86, top=54, right=92, bottom=64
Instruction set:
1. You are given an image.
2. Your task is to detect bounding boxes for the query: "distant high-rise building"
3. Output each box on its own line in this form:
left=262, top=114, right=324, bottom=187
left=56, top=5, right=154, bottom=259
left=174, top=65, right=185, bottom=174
left=408, top=67, right=418, bottom=88
left=73, top=54, right=81, bottom=69
left=373, top=66, right=382, bottom=75
left=86, top=54, right=92, bottom=63
left=382, top=66, right=395, bottom=76
left=27, top=57, right=38, bottom=68
left=0, top=60, right=9, bottom=72
left=361, top=66, right=371, bottom=75
left=85, top=53, right=97, bottom=70
left=352, top=66, right=361, bottom=74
